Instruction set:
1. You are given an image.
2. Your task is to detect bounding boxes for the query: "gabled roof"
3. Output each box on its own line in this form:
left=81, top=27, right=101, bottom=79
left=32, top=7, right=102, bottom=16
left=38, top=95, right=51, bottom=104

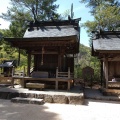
left=4, top=19, right=81, bottom=53
left=24, top=25, right=79, bottom=40
left=0, top=60, right=16, bottom=68
left=93, top=38, right=120, bottom=51
left=24, top=19, right=80, bottom=41
left=92, top=31, right=120, bottom=54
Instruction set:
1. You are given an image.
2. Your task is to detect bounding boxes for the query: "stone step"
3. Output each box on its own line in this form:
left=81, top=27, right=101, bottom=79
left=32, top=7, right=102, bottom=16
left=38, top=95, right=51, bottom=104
left=0, top=87, right=84, bottom=105
left=26, top=83, right=45, bottom=90
left=101, top=88, right=120, bottom=96
left=11, top=97, right=45, bottom=105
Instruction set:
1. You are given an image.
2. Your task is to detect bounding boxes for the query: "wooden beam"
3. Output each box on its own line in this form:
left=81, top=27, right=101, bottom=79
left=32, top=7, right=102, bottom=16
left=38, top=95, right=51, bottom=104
left=99, top=51, right=120, bottom=53
left=31, top=51, right=58, bottom=54
left=100, top=60, right=103, bottom=86
left=68, top=67, right=70, bottom=78
left=56, top=67, right=58, bottom=78
left=58, top=54, right=61, bottom=71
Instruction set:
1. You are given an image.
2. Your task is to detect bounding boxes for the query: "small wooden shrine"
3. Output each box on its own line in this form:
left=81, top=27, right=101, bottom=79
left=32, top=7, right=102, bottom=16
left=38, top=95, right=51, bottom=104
left=0, top=60, right=16, bottom=77
left=4, top=18, right=81, bottom=90
left=92, top=31, right=120, bottom=88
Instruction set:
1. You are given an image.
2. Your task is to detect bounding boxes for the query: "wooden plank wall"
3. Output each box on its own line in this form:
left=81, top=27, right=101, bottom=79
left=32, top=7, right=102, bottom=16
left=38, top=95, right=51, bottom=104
left=34, top=54, right=58, bottom=72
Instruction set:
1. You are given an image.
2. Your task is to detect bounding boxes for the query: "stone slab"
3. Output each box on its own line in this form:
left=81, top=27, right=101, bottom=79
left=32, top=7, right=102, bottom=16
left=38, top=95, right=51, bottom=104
left=44, top=95, right=53, bottom=103
left=0, top=86, right=84, bottom=105
left=53, top=95, right=68, bottom=104
left=68, top=94, right=84, bottom=105
left=11, top=97, right=44, bottom=105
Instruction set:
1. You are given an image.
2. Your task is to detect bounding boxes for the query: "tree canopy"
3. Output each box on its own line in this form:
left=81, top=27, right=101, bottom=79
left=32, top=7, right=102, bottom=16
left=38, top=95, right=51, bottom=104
left=1, top=0, right=59, bottom=22
left=80, top=0, right=120, bottom=46
left=0, top=0, right=60, bottom=40
left=79, top=0, right=120, bottom=15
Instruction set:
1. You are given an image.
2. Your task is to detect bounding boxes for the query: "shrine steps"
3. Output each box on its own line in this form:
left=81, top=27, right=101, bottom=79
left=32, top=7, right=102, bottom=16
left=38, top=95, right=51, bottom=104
left=11, top=97, right=44, bottom=105
left=0, top=86, right=84, bottom=105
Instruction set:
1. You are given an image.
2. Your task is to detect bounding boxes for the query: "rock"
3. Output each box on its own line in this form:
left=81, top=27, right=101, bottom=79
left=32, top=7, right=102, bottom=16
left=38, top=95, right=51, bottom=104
left=0, top=92, right=9, bottom=99
left=44, top=95, right=53, bottom=103
left=68, top=94, right=84, bottom=105
left=53, top=95, right=68, bottom=104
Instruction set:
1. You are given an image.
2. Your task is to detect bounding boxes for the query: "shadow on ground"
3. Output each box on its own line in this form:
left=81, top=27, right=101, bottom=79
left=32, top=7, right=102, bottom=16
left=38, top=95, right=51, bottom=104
left=83, top=87, right=120, bottom=106
left=0, top=99, right=60, bottom=120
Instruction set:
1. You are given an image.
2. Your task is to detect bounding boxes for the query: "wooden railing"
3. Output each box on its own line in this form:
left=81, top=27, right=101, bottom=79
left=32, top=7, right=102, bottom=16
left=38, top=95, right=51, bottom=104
left=108, top=77, right=120, bottom=88
left=12, top=67, right=26, bottom=77
left=56, top=67, right=73, bottom=78
left=108, top=81, right=120, bottom=88
left=0, top=76, right=12, bottom=84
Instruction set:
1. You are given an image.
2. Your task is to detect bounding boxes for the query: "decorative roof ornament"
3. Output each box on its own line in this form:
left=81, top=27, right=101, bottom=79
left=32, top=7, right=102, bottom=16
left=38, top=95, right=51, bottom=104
left=71, top=3, right=74, bottom=19
left=91, top=31, right=100, bottom=39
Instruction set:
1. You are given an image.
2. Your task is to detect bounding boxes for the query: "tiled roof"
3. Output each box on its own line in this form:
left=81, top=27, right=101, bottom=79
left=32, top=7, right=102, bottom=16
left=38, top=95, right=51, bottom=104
left=0, top=60, right=16, bottom=68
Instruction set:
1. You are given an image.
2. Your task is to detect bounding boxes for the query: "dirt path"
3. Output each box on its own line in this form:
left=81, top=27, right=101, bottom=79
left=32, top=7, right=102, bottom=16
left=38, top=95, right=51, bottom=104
left=0, top=99, right=120, bottom=120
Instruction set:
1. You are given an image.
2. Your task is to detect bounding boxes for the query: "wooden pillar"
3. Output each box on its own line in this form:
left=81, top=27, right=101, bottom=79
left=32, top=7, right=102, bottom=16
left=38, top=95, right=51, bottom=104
left=68, top=67, right=70, bottom=78
left=103, top=60, right=105, bottom=87
left=18, top=48, right=20, bottom=66
left=23, top=66, right=25, bottom=77
left=105, top=58, right=108, bottom=88
left=27, top=52, right=31, bottom=77
left=58, top=47, right=62, bottom=71
left=56, top=67, right=58, bottom=78
left=58, top=54, right=61, bottom=71
left=100, top=60, right=103, bottom=87
left=55, top=81, right=58, bottom=90
left=34, top=55, right=37, bottom=71
left=12, top=67, right=15, bottom=77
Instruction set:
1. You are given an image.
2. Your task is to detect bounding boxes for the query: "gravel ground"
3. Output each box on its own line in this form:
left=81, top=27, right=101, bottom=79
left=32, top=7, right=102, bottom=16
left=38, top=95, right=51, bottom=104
left=0, top=99, right=120, bottom=120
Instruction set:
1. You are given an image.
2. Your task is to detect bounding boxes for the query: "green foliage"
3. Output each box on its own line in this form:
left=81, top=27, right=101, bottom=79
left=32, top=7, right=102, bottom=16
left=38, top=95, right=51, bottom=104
left=0, top=29, right=27, bottom=68
left=9, top=21, right=27, bottom=37
left=81, top=1, right=120, bottom=46
left=83, top=5, right=120, bottom=31
left=79, top=0, right=120, bottom=15
left=95, top=4, right=120, bottom=30
left=60, top=9, right=70, bottom=20
left=1, top=0, right=59, bottom=21
left=75, top=44, right=101, bottom=83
